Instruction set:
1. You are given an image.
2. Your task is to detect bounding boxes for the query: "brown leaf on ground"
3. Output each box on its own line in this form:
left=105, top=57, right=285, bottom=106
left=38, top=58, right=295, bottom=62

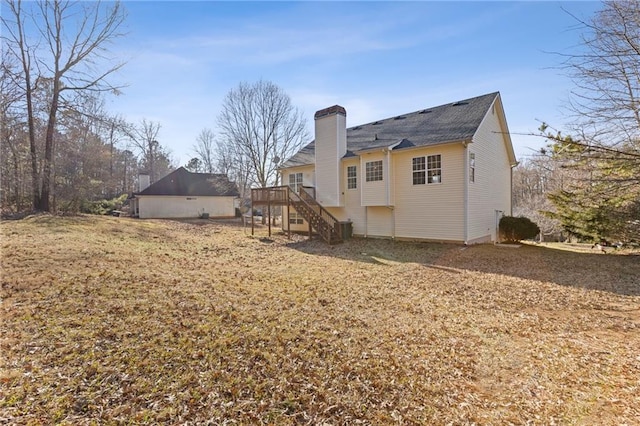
left=1, top=215, right=639, bottom=425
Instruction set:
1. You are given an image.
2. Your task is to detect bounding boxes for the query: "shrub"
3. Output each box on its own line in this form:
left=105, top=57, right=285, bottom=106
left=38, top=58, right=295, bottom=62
left=499, top=215, right=540, bottom=243
left=80, top=194, right=129, bottom=215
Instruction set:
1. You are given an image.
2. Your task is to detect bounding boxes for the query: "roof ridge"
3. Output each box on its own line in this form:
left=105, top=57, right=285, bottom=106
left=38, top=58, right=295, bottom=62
left=347, top=91, right=499, bottom=131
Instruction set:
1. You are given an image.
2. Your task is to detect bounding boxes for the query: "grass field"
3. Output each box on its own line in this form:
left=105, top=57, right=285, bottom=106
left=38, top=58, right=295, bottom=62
left=1, top=215, right=639, bottom=425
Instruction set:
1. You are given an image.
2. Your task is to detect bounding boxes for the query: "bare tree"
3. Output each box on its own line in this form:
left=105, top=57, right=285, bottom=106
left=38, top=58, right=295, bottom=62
left=2, top=0, right=126, bottom=211
left=512, top=156, right=563, bottom=241
left=125, top=119, right=165, bottom=183
left=539, top=1, right=640, bottom=241
left=217, top=80, right=308, bottom=190
left=561, top=1, right=640, bottom=147
left=193, top=128, right=216, bottom=173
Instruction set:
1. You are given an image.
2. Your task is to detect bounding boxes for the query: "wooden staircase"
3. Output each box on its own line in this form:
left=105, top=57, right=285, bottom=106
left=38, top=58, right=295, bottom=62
left=288, top=187, right=343, bottom=244
left=250, top=186, right=344, bottom=244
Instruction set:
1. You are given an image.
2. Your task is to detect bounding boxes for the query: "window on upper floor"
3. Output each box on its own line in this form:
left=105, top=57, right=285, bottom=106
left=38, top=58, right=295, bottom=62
left=427, top=154, right=442, bottom=184
left=412, top=157, right=425, bottom=185
left=413, top=154, right=442, bottom=184
left=347, top=165, right=357, bottom=189
left=469, top=152, right=475, bottom=183
left=365, top=160, right=383, bottom=182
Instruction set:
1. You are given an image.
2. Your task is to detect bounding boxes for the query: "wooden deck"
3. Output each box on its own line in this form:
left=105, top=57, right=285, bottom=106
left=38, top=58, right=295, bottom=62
left=250, top=186, right=341, bottom=244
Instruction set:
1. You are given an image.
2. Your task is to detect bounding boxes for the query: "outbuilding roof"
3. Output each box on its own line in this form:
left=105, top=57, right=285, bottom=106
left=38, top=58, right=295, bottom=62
left=282, top=92, right=503, bottom=168
left=135, top=167, right=240, bottom=197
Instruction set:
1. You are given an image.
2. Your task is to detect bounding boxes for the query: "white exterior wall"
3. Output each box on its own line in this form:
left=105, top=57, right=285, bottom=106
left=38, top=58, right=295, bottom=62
left=315, top=112, right=346, bottom=207
left=467, top=101, right=513, bottom=243
left=393, top=144, right=466, bottom=242
left=138, top=196, right=236, bottom=219
left=360, top=152, right=389, bottom=206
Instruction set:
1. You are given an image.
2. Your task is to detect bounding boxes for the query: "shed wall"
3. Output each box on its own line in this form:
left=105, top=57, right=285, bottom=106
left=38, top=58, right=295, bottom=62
left=138, top=196, right=236, bottom=219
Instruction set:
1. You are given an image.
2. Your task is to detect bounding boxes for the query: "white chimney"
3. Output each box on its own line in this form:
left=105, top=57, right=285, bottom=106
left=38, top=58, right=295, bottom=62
left=138, top=174, right=150, bottom=192
left=314, top=105, right=347, bottom=207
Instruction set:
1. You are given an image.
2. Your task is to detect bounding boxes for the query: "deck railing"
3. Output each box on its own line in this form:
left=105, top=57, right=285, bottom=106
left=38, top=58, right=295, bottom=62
left=291, top=187, right=342, bottom=244
left=251, top=186, right=289, bottom=205
left=251, top=185, right=343, bottom=244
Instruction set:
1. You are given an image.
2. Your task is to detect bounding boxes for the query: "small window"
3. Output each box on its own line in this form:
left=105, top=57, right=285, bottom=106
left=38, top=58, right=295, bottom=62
left=412, top=157, right=425, bottom=185
left=289, top=212, right=304, bottom=225
left=347, top=165, right=357, bottom=189
left=427, top=154, right=441, bottom=184
left=469, top=152, right=475, bottom=183
left=365, top=160, right=383, bottom=182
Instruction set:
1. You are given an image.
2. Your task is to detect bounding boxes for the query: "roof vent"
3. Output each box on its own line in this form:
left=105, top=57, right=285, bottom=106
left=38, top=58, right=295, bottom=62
left=394, top=116, right=406, bottom=120
left=452, top=101, right=468, bottom=106
left=352, top=126, right=362, bottom=130
left=372, top=121, right=383, bottom=125
left=419, top=109, right=432, bottom=114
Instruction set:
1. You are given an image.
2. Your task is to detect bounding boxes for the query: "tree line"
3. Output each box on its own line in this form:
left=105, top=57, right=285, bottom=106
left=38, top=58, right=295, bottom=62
left=3, top=0, right=636, bottom=244
left=1, top=0, right=172, bottom=214
left=514, top=1, right=639, bottom=244
left=1, top=1, right=307, bottom=216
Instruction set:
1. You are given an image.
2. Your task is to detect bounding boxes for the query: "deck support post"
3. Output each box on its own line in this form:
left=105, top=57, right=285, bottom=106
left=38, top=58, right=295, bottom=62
left=287, top=190, right=291, bottom=239
left=267, top=189, right=271, bottom=237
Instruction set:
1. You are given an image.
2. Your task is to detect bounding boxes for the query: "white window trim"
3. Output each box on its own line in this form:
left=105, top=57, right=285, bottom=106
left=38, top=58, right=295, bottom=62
left=365, top=160, right=383, bottom=182
left=347, top=165, right=357, bottom=189
left=427, top=154, right=442, bottom=184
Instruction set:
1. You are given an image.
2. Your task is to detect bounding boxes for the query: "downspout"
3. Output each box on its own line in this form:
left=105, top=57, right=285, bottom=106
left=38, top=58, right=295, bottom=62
left=364, top=206, right=368, bottom=238
left=510, top=163, right=517, bottom=216
left=385, top=148, right=391, bottom=206
left=463, top=141, right=469, bottom=245
left=385, top=148, right=395, bottom=239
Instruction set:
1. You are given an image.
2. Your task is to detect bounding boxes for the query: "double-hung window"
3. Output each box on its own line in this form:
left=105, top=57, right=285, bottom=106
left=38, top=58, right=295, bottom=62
left=412, top=157, right=425, bottom=185
left=289, top=212, right=304, bottom=225
left=347, top=165, right=357, bottom=189
left=365, top=160, right=383, bottom=182
left=427, top=154, right=442, bottom=184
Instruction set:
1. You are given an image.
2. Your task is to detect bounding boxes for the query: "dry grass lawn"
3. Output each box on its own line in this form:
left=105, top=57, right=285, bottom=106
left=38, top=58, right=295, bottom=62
left=1, top=215, right=639, bottom=425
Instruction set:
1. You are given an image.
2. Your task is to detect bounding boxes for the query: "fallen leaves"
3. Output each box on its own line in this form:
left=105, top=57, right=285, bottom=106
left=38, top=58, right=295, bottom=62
left=1, top=215, right=639, bottom=424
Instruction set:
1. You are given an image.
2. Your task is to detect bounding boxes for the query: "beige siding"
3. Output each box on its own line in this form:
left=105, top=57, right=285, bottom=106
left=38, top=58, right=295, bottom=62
left=366, top=206, right=394, bottom=237
left=341, top=158, right=366, bottom=235
left=393, top=144, right=465, bottom=242
left=323, top=158, right=367, bottom=235
left=315, top=113, right=346, bottom=207
left=138, top=196, right=235, bottom=219
left=468, top=101, right=513, bottom=242
left=360, top=152, right=389, bottom=206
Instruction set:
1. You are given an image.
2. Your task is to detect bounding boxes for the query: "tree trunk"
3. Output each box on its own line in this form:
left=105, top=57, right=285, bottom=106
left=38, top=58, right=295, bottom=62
left=39, top=78, right=61, bottom=212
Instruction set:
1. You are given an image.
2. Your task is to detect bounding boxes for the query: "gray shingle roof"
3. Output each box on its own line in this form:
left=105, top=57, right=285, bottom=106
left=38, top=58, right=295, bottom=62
left=282, top=92, right=499, bottom=168
left=135, top=167, right=240, bottom=197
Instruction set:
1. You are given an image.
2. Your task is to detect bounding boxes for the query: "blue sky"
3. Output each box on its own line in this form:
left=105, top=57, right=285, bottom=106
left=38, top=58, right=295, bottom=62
left=107, top=1, right=603, bottom=166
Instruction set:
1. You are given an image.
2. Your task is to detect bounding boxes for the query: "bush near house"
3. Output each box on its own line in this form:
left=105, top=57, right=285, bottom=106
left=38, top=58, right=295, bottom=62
left=500, top=215, right=540, bottom=243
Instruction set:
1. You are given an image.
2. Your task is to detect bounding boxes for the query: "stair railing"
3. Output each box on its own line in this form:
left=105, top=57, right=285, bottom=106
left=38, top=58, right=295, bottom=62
left=287, top=186, right=342, bottom=244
